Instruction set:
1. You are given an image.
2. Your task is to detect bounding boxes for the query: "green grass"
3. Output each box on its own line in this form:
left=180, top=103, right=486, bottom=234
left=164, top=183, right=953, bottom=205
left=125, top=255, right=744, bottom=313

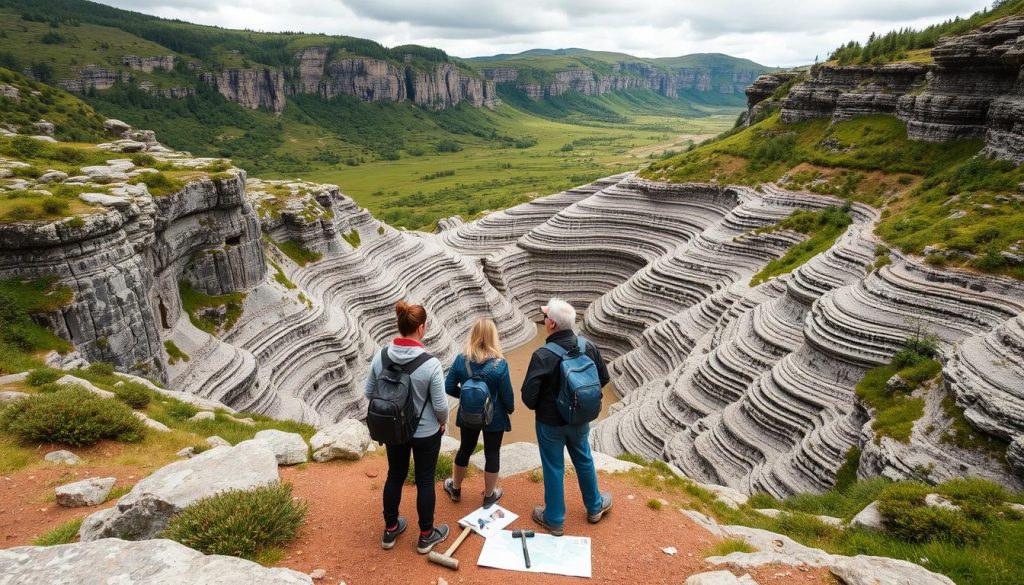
left=751, top=205, right=852, bottom=285
left=178, top=281, right=245, bottom=335
left=0, top=277, right=73, bottom=374
left=163, top=340, right=189, bottom=365
left=271, top=239, right=322, bottom=267
left=856, top=357, right=941, bottom=443
left=31, top=518, right=83, bottom=546
left=646, top=498, right=663, bottom=510
left=270, top=261, right=296, bottom=289
left=342, top=229, right=361, bottom=248
left=406, top=452, right=455, bottom=485
left=709, top=538, right=756, bottom=556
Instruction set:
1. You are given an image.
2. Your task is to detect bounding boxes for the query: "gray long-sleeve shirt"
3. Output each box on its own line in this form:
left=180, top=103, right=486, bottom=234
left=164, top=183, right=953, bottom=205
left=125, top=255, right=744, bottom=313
left=364, top=341, right=449, bottom=438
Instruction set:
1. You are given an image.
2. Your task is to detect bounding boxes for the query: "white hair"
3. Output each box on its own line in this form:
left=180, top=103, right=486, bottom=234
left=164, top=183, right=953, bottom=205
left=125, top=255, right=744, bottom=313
left=545, top=298, right=575, bottom=331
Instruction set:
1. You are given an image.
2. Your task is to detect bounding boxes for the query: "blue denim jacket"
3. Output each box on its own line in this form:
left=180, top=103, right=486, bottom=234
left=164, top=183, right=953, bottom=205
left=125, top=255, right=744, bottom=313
left=444, top=354, right=515, bottom=432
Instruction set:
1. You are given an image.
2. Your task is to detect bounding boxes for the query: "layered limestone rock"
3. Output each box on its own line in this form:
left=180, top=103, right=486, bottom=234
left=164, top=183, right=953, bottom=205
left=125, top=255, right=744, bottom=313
left=201, top=68, right=287, bottom=112
left=758, top=15, right=1024, bottom=161
left=122, top=55, right=176, bottom=73
left=56, top=66, right=132, bottom=93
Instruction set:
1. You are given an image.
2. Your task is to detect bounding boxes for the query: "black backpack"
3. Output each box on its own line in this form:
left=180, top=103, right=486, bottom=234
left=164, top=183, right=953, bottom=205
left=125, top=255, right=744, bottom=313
left=366, top=349, right=433, bottom=445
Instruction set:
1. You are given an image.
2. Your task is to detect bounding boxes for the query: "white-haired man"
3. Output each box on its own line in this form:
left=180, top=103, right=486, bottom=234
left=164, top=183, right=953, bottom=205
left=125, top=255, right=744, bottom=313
left=521, top=298, right=612, bottom=536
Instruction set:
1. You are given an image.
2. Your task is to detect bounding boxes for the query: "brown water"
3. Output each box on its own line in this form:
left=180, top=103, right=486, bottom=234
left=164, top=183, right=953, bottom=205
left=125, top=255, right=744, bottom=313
left=451, top=324, right=620, bottom=444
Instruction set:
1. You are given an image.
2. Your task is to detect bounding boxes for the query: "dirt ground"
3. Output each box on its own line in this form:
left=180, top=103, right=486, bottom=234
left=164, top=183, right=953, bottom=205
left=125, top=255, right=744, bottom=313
left=278, top=455, right=833, bottom=585
left=1, top=448, right=833, bottom=585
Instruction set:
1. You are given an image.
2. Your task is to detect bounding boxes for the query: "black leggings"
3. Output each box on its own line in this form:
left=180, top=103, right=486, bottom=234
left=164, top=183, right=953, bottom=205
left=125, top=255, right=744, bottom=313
left=383, top=430, right=442, bottom=532
left=454, top=428, right=504, bottom=473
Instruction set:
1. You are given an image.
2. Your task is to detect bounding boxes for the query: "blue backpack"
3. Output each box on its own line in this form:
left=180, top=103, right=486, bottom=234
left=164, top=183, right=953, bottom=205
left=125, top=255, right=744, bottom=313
left=544, top=337, right=602, bottom=425
left=459, top=358, right=496, bottom=430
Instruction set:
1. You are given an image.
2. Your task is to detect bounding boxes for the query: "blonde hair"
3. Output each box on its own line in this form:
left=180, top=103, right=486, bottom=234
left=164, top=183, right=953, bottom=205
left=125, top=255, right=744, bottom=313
left=465, top=319, right=503, bottom=363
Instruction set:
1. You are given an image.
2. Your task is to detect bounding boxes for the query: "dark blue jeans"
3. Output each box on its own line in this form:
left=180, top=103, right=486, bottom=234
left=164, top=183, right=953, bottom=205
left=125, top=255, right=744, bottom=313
left=536, top=420, right=603, bottom=526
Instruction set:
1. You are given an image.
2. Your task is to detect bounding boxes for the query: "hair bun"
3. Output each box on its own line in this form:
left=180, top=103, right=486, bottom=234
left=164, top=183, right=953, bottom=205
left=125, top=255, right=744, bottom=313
left=395, top=300, right=409, bottom=316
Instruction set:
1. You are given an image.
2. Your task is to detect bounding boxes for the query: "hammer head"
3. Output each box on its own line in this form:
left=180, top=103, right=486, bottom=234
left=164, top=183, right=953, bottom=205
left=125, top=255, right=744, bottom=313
left=512, top=530, right=535, bottom=538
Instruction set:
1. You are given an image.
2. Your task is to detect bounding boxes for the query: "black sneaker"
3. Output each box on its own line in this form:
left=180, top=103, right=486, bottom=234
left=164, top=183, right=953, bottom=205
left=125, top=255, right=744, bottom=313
left=443, top=478, right=461, bottom=503
left=381, top=516, right=407, bottom=550
left=482, top=486, right=503, bottom=509
left=587, top=492, right=613, bottom=524
left=416, top=524, right=450, bottom=554
left=531, top=505, right=563, bottom=537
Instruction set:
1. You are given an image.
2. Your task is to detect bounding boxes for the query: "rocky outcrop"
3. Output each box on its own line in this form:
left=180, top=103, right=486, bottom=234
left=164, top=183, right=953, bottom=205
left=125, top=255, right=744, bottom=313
left=0, top=538, right=313, bottom=584
left=122, top=55, right=176, bottom=73
left=201, top=68, right=287, bottom=112
left=79, top=440, right=279, bottom=541
left=56, top=66, right=132, bottom=93
left=757, top=15, right=1024, bottom=161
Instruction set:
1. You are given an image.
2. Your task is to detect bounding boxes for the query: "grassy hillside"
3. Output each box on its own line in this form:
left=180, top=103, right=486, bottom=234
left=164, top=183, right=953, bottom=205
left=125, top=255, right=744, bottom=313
left=644, top=110, right=1024, bottom=279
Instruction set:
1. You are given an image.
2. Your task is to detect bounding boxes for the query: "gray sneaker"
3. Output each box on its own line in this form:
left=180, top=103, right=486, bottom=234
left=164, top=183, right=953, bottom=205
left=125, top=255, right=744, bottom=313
left=381, top=516, right=407, bottom=550
left=587, top=492, right=613, bottom=524
left=531, top=505, right=564, bottom=537
left=416, top=524, right=450, bottom=554
left=482, top=486, right=503, bottom=509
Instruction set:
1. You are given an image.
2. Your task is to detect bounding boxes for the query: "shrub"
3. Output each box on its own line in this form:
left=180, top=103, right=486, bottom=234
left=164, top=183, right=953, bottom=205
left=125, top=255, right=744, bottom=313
left=0, top=387, right=145, bottom=446
left=646, top=498, right=663, bottom=510
left=113, top=382, right=152, bottom=409
left=877, top=482, right=987, bottom=546
left=26, top=368, right=61, bottom=386
left=164, top=400, right=199, bottom=421
left=40, top=198, right=69, bottom=215
left=161, top=483, right=307, bottom=560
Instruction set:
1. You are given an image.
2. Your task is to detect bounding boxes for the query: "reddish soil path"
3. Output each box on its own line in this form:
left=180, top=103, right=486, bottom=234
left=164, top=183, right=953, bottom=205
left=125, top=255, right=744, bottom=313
left=280, top=455, right=832, bottom=585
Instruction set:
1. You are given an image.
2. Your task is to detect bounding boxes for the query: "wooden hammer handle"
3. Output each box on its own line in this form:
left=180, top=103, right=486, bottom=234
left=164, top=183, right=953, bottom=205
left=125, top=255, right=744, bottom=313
left=442, top=525, right=473, bottom=556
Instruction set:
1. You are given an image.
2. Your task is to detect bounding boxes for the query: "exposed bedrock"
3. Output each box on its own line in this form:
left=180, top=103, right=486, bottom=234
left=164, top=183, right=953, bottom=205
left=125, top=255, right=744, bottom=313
left=486, top=179, right=745, bottom=319
left=201, top=68, right=287, bottom=112
left=778, top=64, right=926, bottom=124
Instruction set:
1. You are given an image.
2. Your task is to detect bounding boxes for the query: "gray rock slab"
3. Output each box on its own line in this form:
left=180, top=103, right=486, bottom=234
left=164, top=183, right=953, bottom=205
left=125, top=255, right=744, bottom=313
left=54, top=375, right=115, bottom=399
left=79, top=440, right=279, bottom=541
left=0, top=538, right=313, bottom=584
left=310, top=419, right=370, bottom=462
left=56, top=477, right=116, bottom=508
left=830, top=555, right=956, bottom=585
left=850, top=501, right=885, bottom=530
left=0, top=391, right=29, bottom=402
left=254, top=429, right=309, bottom=465
left=44, top=450, right=81, bottom=465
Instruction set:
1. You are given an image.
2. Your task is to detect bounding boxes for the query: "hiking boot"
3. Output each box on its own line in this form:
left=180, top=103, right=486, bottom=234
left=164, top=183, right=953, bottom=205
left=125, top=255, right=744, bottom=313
left=443, top=478, right=461, bottom=503
left=416, top=524, right=450, bottom=554
left=381, top=516, right=407, bottom=550
left=531, top=505, right=564, bottom=537
left=482, top=486, right=503, bottom=509
left=587, top=492, right=613, bottom=524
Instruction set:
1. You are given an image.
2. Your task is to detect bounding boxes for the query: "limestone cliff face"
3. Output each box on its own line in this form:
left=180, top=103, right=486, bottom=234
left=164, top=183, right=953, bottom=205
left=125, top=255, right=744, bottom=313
left=752, top=15, right=1024, bottom=162
left=121, top=55, right=176, bottom=73
left=56, top=66, right=132, bottom=93
left=201, top=68, right=287, bottom=112
left=483, top=62, right=760, bottom=101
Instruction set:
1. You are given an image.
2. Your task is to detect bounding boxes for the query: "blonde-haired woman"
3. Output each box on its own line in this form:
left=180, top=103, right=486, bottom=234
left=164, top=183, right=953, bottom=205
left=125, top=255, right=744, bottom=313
left=443, top=319, right=515, bottom=508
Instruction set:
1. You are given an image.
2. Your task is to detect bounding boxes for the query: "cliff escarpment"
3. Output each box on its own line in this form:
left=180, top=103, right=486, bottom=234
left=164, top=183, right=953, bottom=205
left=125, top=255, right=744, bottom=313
left=750, top=15, right=1024, bottom=162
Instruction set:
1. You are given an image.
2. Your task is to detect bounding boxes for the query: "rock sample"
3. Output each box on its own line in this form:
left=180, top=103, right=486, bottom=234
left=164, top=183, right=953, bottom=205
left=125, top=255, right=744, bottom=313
left=254, top=429, right=309, bottom=465
left=310, top=419, right=371, bottom=462
left=79, top=440, right=279, bottom=541
left=55, top=477, right=116, bottom=508
left=0, top=538, right=313, bottom=584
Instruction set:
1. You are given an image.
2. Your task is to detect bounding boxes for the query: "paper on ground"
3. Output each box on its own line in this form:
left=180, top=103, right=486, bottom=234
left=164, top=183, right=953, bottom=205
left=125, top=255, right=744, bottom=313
left=478, top=530, right=591, bottom=578
left=458, top=504, right=518, bottom=538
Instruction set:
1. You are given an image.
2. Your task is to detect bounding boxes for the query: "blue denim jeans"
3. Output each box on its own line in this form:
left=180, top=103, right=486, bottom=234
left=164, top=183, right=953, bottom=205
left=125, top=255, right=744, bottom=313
left=536, top=420, right=603, bottom=526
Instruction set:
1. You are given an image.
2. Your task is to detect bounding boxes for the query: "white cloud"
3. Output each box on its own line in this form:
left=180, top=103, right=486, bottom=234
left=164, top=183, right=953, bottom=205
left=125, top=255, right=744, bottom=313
left=94, top=0, right=993, bottom=66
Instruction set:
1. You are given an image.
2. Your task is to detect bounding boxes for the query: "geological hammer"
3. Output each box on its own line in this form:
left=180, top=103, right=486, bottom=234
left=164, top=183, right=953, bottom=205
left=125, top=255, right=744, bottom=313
left=511, top=529, right=535, bottom=568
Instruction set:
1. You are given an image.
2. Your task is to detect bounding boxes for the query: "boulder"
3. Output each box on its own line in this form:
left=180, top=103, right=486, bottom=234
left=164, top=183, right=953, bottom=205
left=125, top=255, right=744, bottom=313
left=685, top=571, right=758, bottom=585
left=79, top=193, right=132, bottom=209
left=472, top=442, right=541, bottom=477
left=56, top=477, right=116, bottom=508
left=38, top=170, right=68, bottom=184
left=33, top=121, right=55, bottom=136
left=189, top=411, right=216, bottom=422
left=54, top=375, right=115, bottom=399
left=133, top=412, right=171, bottom=432
left=206, top=435, right=231, bottom=447
left=0, top=372, right=28, bottom=384
left=79, top=440, right=279, bottom=541
left=176, top=447, right=195, bottom=459
left=439, top=434, right=461, bottom=456
left=830, top=555, right=956, bottom=585
left=310, top=419, right=370, bottom=462
left=587, top=450, right=643, bottom=473
left=104, top=119, right=132, bottom=136
left=254, top=429, right=309, bottom=465
left=0, top=391, right=29, bottom=402
left=700, top=483, right=750, bottom=509
left=850, top=501, right=885, bottom=530
left=44, top=450, right=82, bottom=465
left=924, top=493, right=959, bottom=511
left=0, top=538, right=313, bottom=584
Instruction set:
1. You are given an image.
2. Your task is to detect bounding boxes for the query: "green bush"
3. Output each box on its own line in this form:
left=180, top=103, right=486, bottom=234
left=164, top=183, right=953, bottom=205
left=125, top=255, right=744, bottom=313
left=113, top=382, right=152, bottom=409
left=87, top=362, right=115, bottom=376
left=0, top=387, right=145, bottom=446
left=407, top=452, right=454, bottom=484
left=164, top=400, right=200, bottom=421
left=877, top=482, right=987, bottom=546
left=161, top=483, right=307, bottom=560
left=26, top=368, right=61, bottom=386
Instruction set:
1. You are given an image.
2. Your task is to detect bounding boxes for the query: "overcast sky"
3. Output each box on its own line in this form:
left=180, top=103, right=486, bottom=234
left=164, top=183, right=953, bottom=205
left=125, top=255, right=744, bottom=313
left=94, top=0, right=993, bottom=67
